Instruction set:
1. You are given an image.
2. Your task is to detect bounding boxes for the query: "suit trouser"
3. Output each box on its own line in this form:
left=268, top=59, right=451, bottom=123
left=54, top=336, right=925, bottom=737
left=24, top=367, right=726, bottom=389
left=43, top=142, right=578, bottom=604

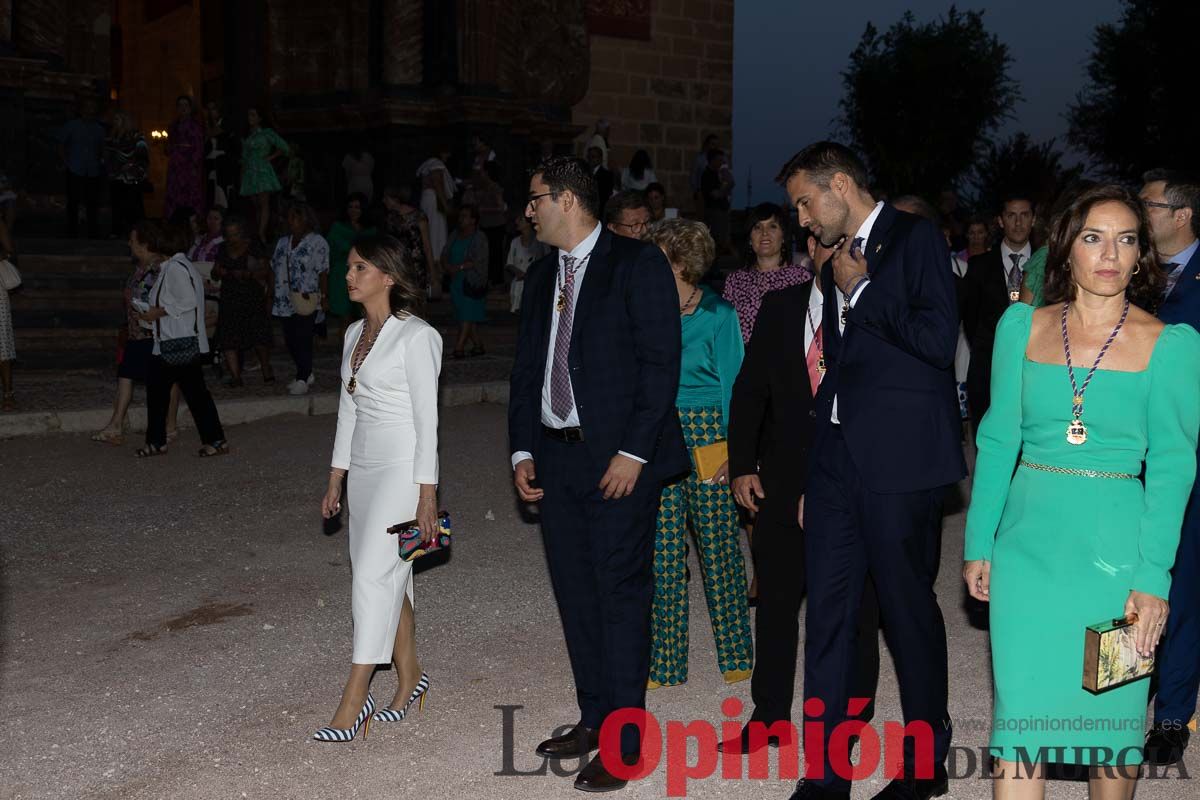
left=1154, top=470, right=1200, bottom=728
left=538, top=433, right=661, bottom=755
left=750, top=503, right=880, bottom=726
left=803, top=428, right=951, bottom=790
left=66, top=173, right=100, bottom=238
left=281, top=312, right=316, bottom=382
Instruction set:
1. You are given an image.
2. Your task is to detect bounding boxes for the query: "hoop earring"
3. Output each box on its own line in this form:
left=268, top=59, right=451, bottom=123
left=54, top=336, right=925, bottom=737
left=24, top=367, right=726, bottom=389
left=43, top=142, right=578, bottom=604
left=1133, top=264, right=1140, bottom=275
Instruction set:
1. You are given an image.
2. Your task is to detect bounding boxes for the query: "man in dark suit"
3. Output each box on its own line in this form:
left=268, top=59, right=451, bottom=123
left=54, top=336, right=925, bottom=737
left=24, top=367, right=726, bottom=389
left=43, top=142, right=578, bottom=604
left=587, top=145, right=614, bottom=206
left=1142, top=168, right=1200, bottom=765
left=509, top=156, right=689, bottom=792
left=780, top=142, right=965, bottom=800
left=604, top=190, right=652, bottom=240
left=962, top=193, right=1034, bottom=430
left=720, top=231, right=881, bottom=755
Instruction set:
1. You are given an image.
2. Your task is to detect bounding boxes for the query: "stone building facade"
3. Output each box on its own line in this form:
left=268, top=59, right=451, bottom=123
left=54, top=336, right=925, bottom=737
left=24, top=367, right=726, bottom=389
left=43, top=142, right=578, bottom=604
left=1, top=1, right=733, bottom=221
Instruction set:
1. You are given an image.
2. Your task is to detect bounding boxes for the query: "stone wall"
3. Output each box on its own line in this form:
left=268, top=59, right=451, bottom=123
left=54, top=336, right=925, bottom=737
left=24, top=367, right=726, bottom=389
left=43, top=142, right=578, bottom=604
left=572, top=0, right=734, bottom=212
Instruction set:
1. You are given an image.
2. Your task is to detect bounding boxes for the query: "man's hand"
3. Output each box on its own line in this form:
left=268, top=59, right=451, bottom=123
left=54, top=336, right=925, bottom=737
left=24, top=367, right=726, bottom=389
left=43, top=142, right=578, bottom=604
left=732, top=474, right=765, bottom=513
left=514, top=458, right=543, bottom=502
left=831, top=237, right=869, bottom=296
left=599, top=454, right=643, bottom=500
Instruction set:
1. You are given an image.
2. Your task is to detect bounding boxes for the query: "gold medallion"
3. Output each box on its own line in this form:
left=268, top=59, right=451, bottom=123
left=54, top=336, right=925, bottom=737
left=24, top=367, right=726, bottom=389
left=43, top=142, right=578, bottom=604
left=347, top=377, right=357, bottom=394
left=556, top=291, right=567, bottom=313
left=1009, top=290, right=1020, bottom=303
left=1066, top=418, right=1087, bottom=446
left=817, top=354, right=826, bottom=375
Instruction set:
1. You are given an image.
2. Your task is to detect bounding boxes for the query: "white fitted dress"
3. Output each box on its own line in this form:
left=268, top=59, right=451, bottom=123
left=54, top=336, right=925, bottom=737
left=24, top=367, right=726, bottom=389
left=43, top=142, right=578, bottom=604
left=331, top=313, right=442, bottom=664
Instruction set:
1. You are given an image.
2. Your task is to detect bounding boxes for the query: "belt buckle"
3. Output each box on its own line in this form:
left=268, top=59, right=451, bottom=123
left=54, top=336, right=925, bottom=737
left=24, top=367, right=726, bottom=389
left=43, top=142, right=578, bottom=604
left=563, top=427, right=584, bottom=443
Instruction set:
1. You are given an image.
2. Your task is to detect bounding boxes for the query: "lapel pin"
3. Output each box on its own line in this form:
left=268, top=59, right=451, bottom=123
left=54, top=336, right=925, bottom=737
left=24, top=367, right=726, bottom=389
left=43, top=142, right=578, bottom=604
left=874, top=243, right=882, bottom=254
left=1194, top=274, right=1199, bottom=280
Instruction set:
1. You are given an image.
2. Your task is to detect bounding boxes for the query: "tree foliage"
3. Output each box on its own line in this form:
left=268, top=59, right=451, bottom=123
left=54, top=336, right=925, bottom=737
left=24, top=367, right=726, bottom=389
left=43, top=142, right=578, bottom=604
left=970, top=133, right=1083, bottom=215
left=839, top=7, right=1019, bottom=200
left=1068, top=1, right=1200, bottom=180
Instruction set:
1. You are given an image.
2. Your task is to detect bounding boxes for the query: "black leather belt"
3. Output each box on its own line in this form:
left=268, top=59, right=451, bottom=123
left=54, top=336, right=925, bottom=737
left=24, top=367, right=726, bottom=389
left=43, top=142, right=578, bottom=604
left=543, top=425, right=585, bottom=443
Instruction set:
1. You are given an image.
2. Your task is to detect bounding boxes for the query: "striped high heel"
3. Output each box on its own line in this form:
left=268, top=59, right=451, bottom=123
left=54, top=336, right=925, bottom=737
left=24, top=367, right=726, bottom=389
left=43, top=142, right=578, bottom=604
left=373, top=672, right=430, bottom=723
left=312, top=693, right=376, bottom=742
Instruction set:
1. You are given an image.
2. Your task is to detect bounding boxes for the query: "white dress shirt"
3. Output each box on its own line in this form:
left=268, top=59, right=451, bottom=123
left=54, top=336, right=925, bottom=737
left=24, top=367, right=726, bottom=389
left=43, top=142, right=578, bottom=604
left=804, top=277, right=824, bottom=355
left=999, top=240, right=1032, bottom=287
left=832, top=201, right=884, bottom=423
left=512, top=223, right=646, bottom=468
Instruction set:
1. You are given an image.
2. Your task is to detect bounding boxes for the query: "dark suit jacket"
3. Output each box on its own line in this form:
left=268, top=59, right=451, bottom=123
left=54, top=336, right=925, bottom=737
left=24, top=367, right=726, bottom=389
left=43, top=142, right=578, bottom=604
left=1157, top=244, right=1200, bottom=329
left=508, top=227, right=690, bottom=482
left=815, top=204, right=966, bottom=493
left=728, top=280, right=818, bottom=523
left=962, top=248, right=1017, bottom=420
left=594, top=166, right=614, bottom=206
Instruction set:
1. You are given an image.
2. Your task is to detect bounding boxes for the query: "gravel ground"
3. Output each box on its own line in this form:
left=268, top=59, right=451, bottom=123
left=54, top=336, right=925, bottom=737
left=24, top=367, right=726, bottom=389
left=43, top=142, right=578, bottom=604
left=0, top=407, right=1194, bottom=799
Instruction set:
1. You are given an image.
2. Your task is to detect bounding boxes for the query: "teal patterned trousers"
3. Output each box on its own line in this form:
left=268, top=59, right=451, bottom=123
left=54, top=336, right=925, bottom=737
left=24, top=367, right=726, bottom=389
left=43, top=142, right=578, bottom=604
left=650, top=406, right=754, bottom=686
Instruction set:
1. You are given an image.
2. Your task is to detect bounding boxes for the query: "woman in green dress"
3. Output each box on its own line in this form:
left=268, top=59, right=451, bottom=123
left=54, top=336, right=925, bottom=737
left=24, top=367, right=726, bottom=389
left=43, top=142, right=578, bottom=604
left=240, top=107, right=289, bottom=243
left=964, top=185, right=1200, bottom=797
left=326, top=193, right=376, bottom=337
left=643, top=218, right=753, bottom=688
left=442, top=204, right=489, bottom=358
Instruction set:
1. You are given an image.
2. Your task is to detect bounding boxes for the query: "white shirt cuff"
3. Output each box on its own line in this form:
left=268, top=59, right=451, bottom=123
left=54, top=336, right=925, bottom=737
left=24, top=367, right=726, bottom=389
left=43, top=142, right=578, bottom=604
left=618, top=450, right=647, bottom=464
left=511, top=451, right=533, bottom=470
left=848, top=277, right=870, bottom=307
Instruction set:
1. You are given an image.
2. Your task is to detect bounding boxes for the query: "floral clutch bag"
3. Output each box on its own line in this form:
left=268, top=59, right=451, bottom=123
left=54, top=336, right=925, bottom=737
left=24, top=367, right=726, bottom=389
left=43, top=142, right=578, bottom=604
left=1083, top=615, right=1154, bottom=694
left=388, top=511, right=452, bottom=562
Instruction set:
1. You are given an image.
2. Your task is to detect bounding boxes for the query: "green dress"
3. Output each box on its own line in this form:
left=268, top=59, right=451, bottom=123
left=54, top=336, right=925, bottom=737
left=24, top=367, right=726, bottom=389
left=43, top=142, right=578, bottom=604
left=965, top=303, right=1200, bottom=765
left=240, top=128, right=289, bottom=196
left=1022, top=245, right=1048, bottom=308
left=326, top=222, right=376, bottom=317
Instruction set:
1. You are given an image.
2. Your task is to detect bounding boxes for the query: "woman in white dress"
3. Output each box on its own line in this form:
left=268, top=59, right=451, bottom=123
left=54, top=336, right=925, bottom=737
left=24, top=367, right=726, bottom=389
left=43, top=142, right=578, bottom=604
left=316, top=232, right=443, bottom=742
left=416, top=149, right=455, bottom=300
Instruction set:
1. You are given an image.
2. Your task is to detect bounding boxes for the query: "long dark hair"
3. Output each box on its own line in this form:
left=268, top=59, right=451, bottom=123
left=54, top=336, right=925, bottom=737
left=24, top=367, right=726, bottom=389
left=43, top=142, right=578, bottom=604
left=629, top=149, right=652, bottom=181
left=1043, top=184, right=1164, bottom=310
left=342, top=192, right=372, bottom=226
left=350, top=233, right=424, bottom=316
left=742, top=202, right=793, bottom=268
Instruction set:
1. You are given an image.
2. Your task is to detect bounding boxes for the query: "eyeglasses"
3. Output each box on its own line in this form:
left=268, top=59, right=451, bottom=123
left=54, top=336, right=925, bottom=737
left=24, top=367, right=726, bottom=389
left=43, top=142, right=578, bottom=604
left=1143, top=200, right=1182, bottom=210
left=526, top=192, right=556, bottom=211
left=614, top=219, right=650, bottom=235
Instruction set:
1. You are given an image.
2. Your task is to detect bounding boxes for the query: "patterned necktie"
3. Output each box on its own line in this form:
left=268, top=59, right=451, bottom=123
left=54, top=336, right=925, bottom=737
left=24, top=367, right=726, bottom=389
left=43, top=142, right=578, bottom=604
left=550, top=254, right=578, bottom=420
left=806, top=322, right=824, bottom=397
left=1163, top=263, right=1183, bottom=301
left=1007, top=253, right=1023, bottom=301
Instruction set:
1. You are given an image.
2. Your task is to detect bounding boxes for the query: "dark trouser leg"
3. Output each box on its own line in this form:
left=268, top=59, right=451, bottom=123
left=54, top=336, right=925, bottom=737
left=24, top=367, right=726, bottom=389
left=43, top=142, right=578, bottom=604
left=485, top=226, right=505, bottom=285
left=750, top=510, right=806, bottom=724
left=174, top=360, right=225, bottom=445
left=66, top=172, right=82, bottom=236
left=802, top=432, right=871, bottom=792
left=1155, top=473, right=1200, bottom=728
left=282, top=313, right=315, bottom=381
left=861, top=484, right=951, bottom=780
left=145, top=356, right=171, bottom=448
left=84, top=176, right=100, bottom=238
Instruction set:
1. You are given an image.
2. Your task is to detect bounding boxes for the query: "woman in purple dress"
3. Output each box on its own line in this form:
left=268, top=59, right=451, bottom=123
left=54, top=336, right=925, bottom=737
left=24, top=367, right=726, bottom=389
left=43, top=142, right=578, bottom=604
left=164, top=96, right=205, bottom=220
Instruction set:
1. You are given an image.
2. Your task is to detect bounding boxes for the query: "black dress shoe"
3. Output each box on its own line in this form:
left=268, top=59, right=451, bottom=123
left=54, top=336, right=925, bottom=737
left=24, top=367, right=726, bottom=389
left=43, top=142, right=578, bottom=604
left=574, top=752, right=637, bottom=793
left=715, top=722, right=795, bottom=753
left=787, top=779, right=850, bottom=800
left=1145, top=723, right=1190, bottom=765
left=536, top=723, right=601, bottom=759
left=869, top=769, right=949, bottom=800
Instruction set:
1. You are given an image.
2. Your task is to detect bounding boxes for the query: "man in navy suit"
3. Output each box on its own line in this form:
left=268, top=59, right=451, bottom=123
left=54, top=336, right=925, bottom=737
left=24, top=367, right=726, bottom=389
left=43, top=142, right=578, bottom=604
left=779, top=142, right=965, bottom=800
left=509, top=156, right=689, bottom=792
left=1142, top=168, right=1200, bottom=765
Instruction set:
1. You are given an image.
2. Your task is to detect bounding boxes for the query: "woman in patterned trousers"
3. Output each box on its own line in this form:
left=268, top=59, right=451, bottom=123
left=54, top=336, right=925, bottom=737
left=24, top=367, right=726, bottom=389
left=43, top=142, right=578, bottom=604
left=643, top=219, right=753, bottom=687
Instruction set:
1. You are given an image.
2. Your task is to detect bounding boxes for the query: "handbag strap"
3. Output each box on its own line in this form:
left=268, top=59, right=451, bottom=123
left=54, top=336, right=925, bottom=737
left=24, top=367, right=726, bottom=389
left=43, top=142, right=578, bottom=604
left=153, top=257, right=199, bottom=340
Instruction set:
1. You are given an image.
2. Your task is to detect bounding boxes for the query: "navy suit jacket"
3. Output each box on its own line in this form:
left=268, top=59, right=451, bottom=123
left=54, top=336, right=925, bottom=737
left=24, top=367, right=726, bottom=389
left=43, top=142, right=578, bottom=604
left=508, top=227, right=690, bottom=482
left=815, top=204, right=967, bottom=493
left=1157, top=244, right=1200, bottom=329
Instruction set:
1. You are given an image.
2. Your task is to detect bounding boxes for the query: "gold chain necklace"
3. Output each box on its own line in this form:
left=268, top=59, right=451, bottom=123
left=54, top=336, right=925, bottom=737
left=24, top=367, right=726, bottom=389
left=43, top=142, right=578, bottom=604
left=347, top=317, right=388, bottom=394
left=679, top=285, right=700, bottom=313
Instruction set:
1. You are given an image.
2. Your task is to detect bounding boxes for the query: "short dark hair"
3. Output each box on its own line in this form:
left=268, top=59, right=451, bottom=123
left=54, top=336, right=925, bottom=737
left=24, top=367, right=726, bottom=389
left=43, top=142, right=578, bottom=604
left=707, top=148, right=725, bottom=163
left=604, top=190, right=651, bottom=225
left=1142, top=168, right=1200, bottom=238
left=133, top=218, right=189, bottom=256
left=775, top=141, right=869, bottom=189
left=531, top=156, right=601, bottom=220
left=343, top=192, right=372, bottom=225
left=287, top=201, right=320, bottom=234
left=457, top=203, right=479, bottom=224
left=997, top=193, right=1035, bottom=216
left=1043, top=184, right=1164, bottom=310
left=645, top=182, right=666, bottom=197
left=891, top=194, right=941, bottom=225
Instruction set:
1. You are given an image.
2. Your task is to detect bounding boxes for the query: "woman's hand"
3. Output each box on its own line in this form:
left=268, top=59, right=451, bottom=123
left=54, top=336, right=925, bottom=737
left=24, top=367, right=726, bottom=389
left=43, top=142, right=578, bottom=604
left=1125, top=590, right=1169, bottom=658
left=322, top=472, right=344, bottom=518
left=963, top=559, right=991, bottom=602
left=709, top=460, right=730, bottom=487
left=416, top=488, right=438, bottom=543
left=136, top=305, right=167, bottom=322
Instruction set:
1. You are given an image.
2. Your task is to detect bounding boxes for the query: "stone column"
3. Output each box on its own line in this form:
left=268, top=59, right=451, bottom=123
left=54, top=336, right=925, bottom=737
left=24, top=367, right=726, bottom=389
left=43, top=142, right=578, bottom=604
left=382, top=0, right=422, bottom=86
left=0, top=0, right=12, bottom=46
left=14, top=0, right=66, bottom=59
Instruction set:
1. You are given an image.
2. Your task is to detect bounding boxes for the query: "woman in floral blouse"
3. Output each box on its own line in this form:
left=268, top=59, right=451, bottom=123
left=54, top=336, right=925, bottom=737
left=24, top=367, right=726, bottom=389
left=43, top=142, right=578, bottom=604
left=721, top=202, right=812, bottom=343
left=271, top=202, right=328, bottom=396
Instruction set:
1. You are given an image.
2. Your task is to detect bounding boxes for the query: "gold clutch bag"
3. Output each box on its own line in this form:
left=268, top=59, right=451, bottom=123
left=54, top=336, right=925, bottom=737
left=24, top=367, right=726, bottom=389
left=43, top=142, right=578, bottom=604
left=692, top=440, right=728, bottom=482
left=1083, top=615, right=1155, bottom=694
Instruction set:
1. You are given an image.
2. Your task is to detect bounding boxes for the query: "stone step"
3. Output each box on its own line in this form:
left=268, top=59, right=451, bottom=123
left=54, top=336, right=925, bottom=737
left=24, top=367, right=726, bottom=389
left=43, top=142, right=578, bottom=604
left=17, top=253, right=133, bottom=276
